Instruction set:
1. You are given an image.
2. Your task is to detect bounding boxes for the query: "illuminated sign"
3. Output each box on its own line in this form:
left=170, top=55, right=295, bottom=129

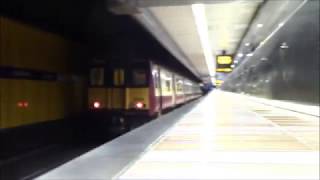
left=217, top=56, right=233, bottom=64
left=215, top=79, right=224, bottom=86
left=216, top=55, right=233, bottom=73
left=216, top=68, right=232, bottom=72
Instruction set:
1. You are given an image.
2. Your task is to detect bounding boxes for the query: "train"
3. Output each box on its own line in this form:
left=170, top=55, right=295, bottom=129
left=87, top=59, right=202, bottom=127
left=0, top=16, right=202, bottom=156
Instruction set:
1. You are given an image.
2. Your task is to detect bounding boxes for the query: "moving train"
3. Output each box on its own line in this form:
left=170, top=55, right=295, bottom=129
left=88, top=60, right=202, bottom=125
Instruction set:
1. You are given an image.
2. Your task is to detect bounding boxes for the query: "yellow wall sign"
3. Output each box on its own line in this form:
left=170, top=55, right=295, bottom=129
left=216, top=68, right=232, bottom=72
left=217, top=56, right=233, bottom=64
left=215, top=79, right=224, bottom=86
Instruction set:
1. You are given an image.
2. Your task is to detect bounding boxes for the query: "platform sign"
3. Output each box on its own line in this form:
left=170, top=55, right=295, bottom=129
left=216, top=55, right=233, bottom=73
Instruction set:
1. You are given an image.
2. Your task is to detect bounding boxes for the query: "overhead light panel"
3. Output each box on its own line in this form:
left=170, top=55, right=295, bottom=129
left=237, top=53, right=244, bottom=57
left=257, top=23, right=263, bottom=28
left=280, top=42, right=289, bottom=49
left=192, top=4, right=216, bottom=82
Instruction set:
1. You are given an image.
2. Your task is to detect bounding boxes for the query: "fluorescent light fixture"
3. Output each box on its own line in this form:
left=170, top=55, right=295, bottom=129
left=261, top=57, right=268, bottom=61
left=192, top=4, right=216, bottom=82
left=231, top=64, right=235, bottom=68
left=280, top=42, right=289, bottom=49
left=257, top=23, right=263, bottom=28
left=246, top=53, right=253, bottom=57
left=237, top=53, right=244, bottom=57
left=234, top=60, right=238, bottom=64
left=255, top=1, right=307, bottom=51
left=245, top=43, right=250, bottom=46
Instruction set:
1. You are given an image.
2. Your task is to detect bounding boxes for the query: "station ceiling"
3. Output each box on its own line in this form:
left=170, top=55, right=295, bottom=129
left=4, top=0, right=292, bottom=83
left=110, top=0, right=264, bottom=83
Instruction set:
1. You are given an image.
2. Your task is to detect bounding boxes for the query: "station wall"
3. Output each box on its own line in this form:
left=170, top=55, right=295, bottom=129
left=0, top=17, right=88, bottom=129
left=221, top=1, right=319, bottom=105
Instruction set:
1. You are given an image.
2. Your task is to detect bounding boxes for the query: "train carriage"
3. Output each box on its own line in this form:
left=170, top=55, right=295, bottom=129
left=88, top=60, right=202, bottom=126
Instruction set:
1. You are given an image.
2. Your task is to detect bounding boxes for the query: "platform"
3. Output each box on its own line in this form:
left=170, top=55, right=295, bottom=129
left=37, top=91, right=319, bottom=179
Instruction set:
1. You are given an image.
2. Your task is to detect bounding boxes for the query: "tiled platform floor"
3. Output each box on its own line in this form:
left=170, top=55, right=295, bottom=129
left=118, top=91, right=319, bottom=179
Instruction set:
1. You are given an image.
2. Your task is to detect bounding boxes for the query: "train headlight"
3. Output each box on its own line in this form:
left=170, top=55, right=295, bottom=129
left=17, top=101, right=24, bottom=108
left=23, top=102, right=29, bottom=108
left=93, top=101, right=101, bottom=109
left=135, top=102, right=144, bottom=109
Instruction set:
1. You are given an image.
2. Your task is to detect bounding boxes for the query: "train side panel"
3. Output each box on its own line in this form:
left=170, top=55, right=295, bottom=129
left=159, top=67, right=174, bottom=110
left=174, top=74, right=185, bottom=105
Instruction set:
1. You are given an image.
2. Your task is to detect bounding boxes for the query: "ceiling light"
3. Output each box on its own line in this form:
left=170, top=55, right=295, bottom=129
left=237, top=53, right=244, bottom=57
left=245, top=43, right=250, bottom=46
left=261, top=57, right=268, bottom=61
left=234, top=60, right=239, bottom=64
left=246, top=53, right=253, bottom=57
left=280, top=42, right=289, bottom=49
left=257, top=23, right=263, bottom=28
left=231, top=64, right=235, bottom=68
left=192, top=4, right=215, bottom=82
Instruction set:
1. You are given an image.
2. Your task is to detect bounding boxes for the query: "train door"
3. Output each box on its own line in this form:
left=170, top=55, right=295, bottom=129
left=125, top=62, right=150, bottom=113
left=88, top=66, right=106, bottom=109
left=151, top=64, right=162, bottom=115
left=160, top=68, right=174, bottom=109
left=112, top=67, right=126, bottom=110
left=172, top=74, right=176, bottom=106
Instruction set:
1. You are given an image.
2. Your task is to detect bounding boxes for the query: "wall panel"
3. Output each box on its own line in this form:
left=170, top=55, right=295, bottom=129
left=0, top=17, right=86, bottom=129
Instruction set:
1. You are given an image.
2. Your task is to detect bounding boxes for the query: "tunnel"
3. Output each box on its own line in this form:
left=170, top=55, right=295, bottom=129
left=0, top=0, right=319, bottom=179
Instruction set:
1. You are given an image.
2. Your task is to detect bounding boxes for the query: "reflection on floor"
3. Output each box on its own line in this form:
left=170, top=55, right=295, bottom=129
left=118, top=91, right=319, bottom=179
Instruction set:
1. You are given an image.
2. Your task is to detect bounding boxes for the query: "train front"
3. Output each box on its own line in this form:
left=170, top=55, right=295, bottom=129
left=87, top=61, right=156, bottom=127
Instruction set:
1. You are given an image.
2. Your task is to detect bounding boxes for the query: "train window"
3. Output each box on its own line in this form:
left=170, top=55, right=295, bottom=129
left=165, top=80, right=171, bottom=91
left=176, top=82, right=183, bottom=92
left=113, top=68, right=125, bottom=86
left=90, top=67, right=104, bottom=86
left=132, top=69, right=147, bottom=86
left=154, top=76, right=159, bottom=89
left=154, top=73, right=159, bottom=89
